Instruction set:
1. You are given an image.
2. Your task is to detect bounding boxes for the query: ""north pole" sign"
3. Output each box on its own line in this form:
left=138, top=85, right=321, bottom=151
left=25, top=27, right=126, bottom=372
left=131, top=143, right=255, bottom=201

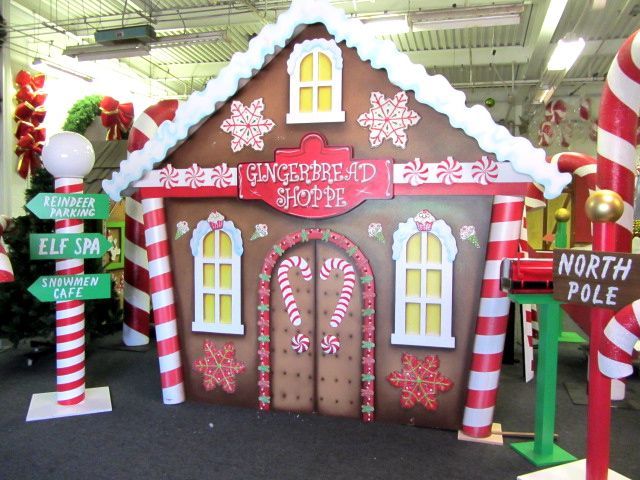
left=238, top=133, right=393, bottom=218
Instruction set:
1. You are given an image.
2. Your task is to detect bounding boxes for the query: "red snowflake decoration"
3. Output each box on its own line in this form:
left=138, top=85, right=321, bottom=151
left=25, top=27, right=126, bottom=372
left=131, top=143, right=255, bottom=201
left=220, top=98, right=275, bottom=152
left=386, top=353, right=453, bottom=411
left=193, top=340, right=246, bottom=394
left=357, top=91, right=420, bottom=149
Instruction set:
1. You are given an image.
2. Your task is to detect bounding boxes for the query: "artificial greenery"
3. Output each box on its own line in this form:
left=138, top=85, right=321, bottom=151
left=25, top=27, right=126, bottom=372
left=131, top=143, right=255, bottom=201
left=61, top=95, right=102, bottom=135
left=0, top=168, right=122, bottom=347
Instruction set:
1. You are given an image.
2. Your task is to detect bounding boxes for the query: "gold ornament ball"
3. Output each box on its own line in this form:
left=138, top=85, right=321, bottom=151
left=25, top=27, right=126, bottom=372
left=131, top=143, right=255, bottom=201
left=585, top=190, right=624, bottom=223
left=555, top=208, right=570, bottom=222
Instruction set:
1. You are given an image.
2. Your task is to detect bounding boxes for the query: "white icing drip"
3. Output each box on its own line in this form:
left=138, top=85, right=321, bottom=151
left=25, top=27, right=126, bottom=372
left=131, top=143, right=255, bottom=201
left=286, top=38, right=343, bottom=75
left=392, top=217, right=458, bottom=262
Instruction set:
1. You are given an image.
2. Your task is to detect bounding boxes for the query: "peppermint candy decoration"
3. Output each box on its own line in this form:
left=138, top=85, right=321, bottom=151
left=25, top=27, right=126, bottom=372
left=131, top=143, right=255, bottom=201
left=435, top=156, right=462, bottom=185
left=402, top=158, right=429, bottom=186
left=320, top=334, right=340, bottom=355
left=545, top=99, right=567, bottom=125
left=160, top=164, right=179, bottom=189
left=291, top=333, right=310, bottom=354
left=185, top=163, right=206, bottom=188
left=538, top=121, right=554, bottom=147
left=471, top=156, right=498, bottom=185
left=579, top=97, right=591, bottom=121
left=211, top=163, right=233, bottom=188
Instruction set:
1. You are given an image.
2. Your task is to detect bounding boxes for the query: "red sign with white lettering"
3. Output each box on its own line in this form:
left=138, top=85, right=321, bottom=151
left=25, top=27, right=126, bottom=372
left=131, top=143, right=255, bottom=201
left=238, top=133, right=393, bottom=219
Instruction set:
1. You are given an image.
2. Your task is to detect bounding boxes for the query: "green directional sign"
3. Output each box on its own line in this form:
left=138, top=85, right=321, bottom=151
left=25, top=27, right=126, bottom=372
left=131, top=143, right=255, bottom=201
left=26, top=193, right=110, bottom=220
left=28, top=273, right=111, bottom=302
left=30, top=233, right=113, bottom=260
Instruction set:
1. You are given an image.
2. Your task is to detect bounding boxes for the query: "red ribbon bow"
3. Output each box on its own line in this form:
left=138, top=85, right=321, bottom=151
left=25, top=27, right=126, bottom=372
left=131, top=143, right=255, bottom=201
left=15, top=125, right=46, bottom=179
left=99, top=96, right=134, bottom=141
left=14, top=70, right=47, bottom=178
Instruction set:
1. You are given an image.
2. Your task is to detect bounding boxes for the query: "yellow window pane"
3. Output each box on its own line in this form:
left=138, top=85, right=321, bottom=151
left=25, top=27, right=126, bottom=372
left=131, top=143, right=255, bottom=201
left=203, top=232, right=215, bottom=258
left=405, top=303, right=421, bottom=335
left=220, top=264, right=232, bottom=290
left=405, top=269, right=421, bottom=297
left=299, top=87, right=313, bottom=112
left=220, top=295, right=232, bottom=324
left=427, top=233, right=442, bottom=263
left=219, top=232, right=232, bottom=259
left=406, top=233, right=421, bottom=263
left=203, top=264, right=216, bottom=288
left=204, top=294, right=216, bottom=324
left=318, top=53, right=332, bottom=80
left=300, top=53, right=313, bottom=81
left=426, top=304, right=441, bottom=335
left=318, top=86, right=332, bottom=112
left=426, top=270, right=441, bottom=298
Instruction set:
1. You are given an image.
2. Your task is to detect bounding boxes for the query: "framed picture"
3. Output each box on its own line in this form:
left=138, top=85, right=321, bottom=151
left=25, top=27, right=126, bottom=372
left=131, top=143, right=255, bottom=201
left=105, top=221, right=125, bottom=271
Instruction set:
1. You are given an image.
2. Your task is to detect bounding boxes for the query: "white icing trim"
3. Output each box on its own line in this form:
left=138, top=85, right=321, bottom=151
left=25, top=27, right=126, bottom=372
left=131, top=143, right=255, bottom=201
left=102, top=0, right=570, bottom=201
left=190, top=220, right=243, bottom=257
left=393, top=161, right=530, bottom=185
left=287, top=38, right=343, bottom=74
left=392, top=218, right=458, bottom=262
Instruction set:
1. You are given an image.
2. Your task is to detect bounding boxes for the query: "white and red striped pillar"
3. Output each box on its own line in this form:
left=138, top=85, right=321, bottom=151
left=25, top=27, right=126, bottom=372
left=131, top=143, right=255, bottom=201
left=462, top=195, right=524, bottom=438
left=0, top=215, right=14, bottom=283
left=141, top=197, right=185, bottom=404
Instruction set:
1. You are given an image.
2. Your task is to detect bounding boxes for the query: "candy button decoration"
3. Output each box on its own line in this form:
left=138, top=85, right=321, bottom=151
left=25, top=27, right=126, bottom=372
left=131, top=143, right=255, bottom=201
left=291, top=333, right=310, bottom=354
left=321, top=334, right=340, bottom=355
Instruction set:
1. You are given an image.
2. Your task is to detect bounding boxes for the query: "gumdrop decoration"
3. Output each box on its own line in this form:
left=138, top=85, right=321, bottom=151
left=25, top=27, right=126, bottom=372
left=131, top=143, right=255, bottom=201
left=250, top=223, right=269, bottom=241
left=357, top=91, right=420, bottom=149
left=220, top=98, right=275, bottom=152
left=175, top=221, right=189, bottom=240
left=386, top=353, right=453, bottom=411
left=368, top=222, right=385, bottom=244
left=193, top=340, right=246, bottom=394
left=459, top=225, right=480, bottom=248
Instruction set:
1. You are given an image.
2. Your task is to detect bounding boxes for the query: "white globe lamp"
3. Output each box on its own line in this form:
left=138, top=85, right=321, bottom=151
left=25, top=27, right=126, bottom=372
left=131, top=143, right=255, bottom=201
left=42, top=132, right=95, bottom=179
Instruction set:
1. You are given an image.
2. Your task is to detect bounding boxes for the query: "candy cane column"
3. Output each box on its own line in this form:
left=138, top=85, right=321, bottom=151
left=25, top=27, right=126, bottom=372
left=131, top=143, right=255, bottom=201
left=141, top=197, right=185, bottom=404
left=41, top=132, right=96, bottom=405
left=462, top=195, right=524, bottom=438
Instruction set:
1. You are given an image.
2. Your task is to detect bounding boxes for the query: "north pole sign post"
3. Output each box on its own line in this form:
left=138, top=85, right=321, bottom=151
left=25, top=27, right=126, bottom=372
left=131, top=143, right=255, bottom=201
left=30, top=233, right=112, bottom=260
left=26, top=193, right=110, bottom=220
left=28, top=273, right=112, bottom=301
left=552, top=249, right=640, bottom=309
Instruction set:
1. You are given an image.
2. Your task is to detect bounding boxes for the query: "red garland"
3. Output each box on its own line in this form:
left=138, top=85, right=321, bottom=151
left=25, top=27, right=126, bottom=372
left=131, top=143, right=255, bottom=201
left=99, top=96, right=134, bottom=140
left=14, top=70, right=47, bottom=179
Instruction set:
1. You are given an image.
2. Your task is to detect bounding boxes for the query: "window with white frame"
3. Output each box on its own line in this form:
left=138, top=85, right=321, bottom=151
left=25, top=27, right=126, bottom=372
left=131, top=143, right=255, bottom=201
left=391, top=216, right=457, bottom=348
left=191, top=220, right=244, bottom=335
left=286, top=38, right=345, bottom=124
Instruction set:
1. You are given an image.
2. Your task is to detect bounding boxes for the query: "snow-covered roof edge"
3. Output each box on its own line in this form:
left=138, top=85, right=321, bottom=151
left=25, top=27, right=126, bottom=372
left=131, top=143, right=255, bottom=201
left=102, top=0, right=571, bottom=201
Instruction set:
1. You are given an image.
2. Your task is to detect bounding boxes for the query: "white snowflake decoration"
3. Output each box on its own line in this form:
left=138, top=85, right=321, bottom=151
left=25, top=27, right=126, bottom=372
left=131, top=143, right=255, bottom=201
left=357, top=91, right=420, bottom=149
left=220, top=98, right=275, bottom=152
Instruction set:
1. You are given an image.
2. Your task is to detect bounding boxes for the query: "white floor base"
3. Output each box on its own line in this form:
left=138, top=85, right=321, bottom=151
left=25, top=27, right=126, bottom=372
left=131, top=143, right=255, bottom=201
left=517, top=459, right=631, bottom=480
left=26, top=387, right=112, bottom=422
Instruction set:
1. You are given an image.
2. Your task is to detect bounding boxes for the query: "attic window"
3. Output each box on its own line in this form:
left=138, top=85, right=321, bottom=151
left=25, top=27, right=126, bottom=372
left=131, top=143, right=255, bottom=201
left=286, top=38, right=345, bottom=124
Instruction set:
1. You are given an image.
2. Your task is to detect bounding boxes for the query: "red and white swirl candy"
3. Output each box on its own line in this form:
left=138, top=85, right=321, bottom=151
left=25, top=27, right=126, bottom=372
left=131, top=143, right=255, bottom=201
left=537, top=121, right=554, bottom=147
left=321, top=334, right=340, bottom=355
left=545, top=99, right=567, bottom=125
left=211, top=163, right=233, bottom=188
left=278, top=256, right=312, bottom=327
left=402, top=158, right=429, bottom=186
left=291, top=333, right=310, bottom=354
left=160, top=164, right=180, bottom=189
left=436, top=156, right=463, bottom=185
left=185, top=163, right=206, bottom=188
left=319, top=258, right=355, bottom=328
left=471, top=156, right=498, bottom=185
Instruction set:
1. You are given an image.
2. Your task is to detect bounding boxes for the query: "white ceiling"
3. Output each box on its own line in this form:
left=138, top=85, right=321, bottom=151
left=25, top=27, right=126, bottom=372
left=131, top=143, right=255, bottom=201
left=6, top=0, right=640, bottom=123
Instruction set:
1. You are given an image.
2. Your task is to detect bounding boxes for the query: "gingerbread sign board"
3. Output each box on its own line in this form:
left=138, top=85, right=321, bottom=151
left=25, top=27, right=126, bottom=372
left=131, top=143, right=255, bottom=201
left=552, top=249, right=640, bottom=308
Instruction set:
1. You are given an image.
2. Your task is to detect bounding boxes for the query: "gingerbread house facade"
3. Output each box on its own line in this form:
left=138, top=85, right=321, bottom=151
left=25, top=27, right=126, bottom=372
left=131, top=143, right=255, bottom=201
left=104, top=0, right=569, bottom=434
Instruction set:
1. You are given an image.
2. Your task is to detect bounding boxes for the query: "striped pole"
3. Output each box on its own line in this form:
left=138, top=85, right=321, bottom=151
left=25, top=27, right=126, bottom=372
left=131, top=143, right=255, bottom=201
left=0, top=215, right=14, bottom=283
left=54, top=177, right=86, bottom=405
left=123, top=194, right=150, bottom=346
left=142, top=197, right=185, bottom=404
left=462, top=195, right=524, bottom=438
left=599, top=298, right=640, bottom=380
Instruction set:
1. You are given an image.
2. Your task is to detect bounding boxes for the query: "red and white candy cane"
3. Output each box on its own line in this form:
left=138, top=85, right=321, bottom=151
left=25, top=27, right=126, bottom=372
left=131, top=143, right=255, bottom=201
left=142, top=197, right=185, bottom=404
left=123, top=100, right=180, bottom=346
left=277, top=255, right=312, bottom=327
left=599, top=299, right=640, bottom=379
left=462, top=195, right=524, bottom=438
left=319, top=257, right=355, bottom=328
left=54, top=177, right=86, bottom=405
left=0, top=215, right=14, bottom=283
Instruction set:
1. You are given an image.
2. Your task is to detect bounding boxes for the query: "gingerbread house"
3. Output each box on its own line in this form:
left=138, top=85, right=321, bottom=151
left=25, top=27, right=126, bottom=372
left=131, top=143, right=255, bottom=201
left=103, top=0, right=569, bottom=434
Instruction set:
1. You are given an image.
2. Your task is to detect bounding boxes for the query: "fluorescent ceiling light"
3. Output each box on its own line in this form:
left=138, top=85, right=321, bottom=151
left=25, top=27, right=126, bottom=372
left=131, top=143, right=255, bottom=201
left=546, top=38, right=586, bottom=71
left=362, top=15, right=410, bottom=35
left=151, top=31, right=226, bottom=48
left=410, top=3, right=524, bottom=31
left=64, top=43, right=151, bottom=61
left=31, top=57, right=93, bottom=82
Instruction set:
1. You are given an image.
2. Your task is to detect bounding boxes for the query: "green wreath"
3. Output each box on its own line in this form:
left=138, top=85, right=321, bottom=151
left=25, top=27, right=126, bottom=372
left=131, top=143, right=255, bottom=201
left=61, top=95, right=102, bottom=135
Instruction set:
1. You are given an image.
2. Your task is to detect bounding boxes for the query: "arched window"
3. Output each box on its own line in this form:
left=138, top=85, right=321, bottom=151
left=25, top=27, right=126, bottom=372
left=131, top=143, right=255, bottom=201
left=286, top=38, right=345, bottom=124
left=191, top=219, right=244, bottom=335
left=392, top=215, right=457, bottom=348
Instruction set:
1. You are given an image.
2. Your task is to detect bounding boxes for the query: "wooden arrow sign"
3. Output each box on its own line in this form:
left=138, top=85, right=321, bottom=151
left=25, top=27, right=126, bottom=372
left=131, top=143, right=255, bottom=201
left=26, top=193, right=110, bottom=220
left=30, top=233, right=113, bottom=260
left=28, top=274, right=111, bottom=302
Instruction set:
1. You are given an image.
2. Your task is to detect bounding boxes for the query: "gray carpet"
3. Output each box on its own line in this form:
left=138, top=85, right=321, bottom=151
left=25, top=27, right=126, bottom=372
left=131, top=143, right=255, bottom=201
left=0, top=335, right=638, bottom=480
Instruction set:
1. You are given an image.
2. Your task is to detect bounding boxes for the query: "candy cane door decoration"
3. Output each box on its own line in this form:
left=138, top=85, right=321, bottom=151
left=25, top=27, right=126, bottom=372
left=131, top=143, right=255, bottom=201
left=270, top=243, right=362, bottom=418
